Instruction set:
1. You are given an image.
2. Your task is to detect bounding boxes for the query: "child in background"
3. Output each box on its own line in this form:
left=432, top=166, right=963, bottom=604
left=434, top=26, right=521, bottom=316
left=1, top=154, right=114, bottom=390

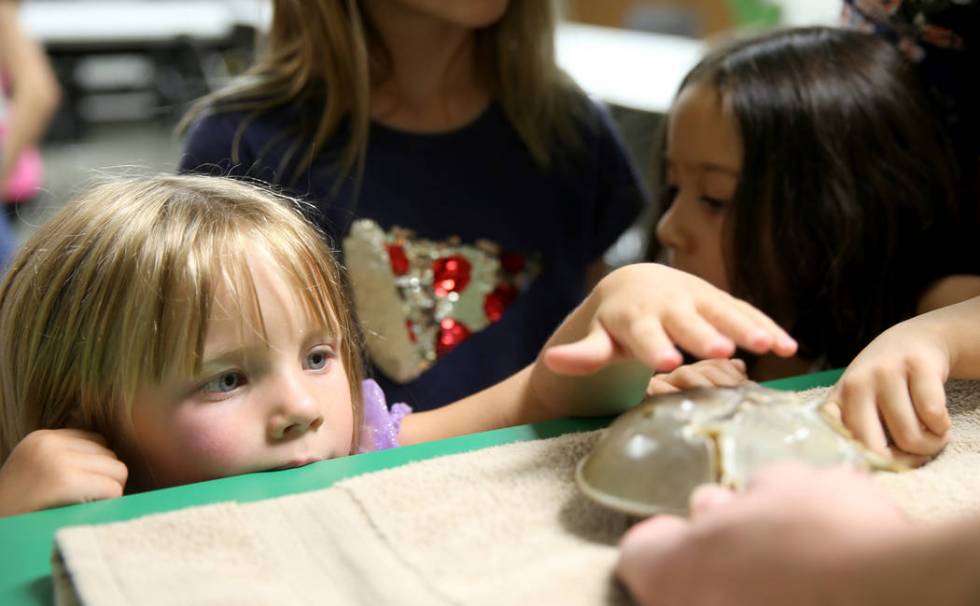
left=618, top=296, right=980, bottom=606
left=0, top=175, right=794, bottom=517
left=178, top=0, right=646, bottom=412
left=0, top=0, right=61, bottom=266
left=645, top=26, right=976, bottom=453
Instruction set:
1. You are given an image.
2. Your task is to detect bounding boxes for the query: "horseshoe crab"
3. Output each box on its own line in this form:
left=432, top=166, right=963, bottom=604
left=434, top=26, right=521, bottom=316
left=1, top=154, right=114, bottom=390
left=576, top=384, right=901, bottom=517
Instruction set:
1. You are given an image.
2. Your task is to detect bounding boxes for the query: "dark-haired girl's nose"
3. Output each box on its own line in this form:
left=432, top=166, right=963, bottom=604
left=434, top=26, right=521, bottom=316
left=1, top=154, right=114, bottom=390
left=656, top=205, right=685, bottom=252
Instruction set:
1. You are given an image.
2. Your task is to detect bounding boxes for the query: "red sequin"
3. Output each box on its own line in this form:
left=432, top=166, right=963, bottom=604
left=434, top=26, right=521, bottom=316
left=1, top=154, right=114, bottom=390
left=483, top=283, right=518, bottom=322
left=436, top=318, right=471, bottom=356
left=500, top=252, right=525, bottom=274
left=405, top=319, right=417, bottom=343
left=386, top=244, right=409, bottom=275
left=432, top=255, right=472, bottom=297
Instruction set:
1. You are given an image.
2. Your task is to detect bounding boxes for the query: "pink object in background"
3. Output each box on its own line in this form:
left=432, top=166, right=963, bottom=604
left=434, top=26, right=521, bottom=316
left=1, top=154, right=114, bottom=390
left=0, top=110, right=44, bottom=202
left=4, top=145, right=42, bottom=202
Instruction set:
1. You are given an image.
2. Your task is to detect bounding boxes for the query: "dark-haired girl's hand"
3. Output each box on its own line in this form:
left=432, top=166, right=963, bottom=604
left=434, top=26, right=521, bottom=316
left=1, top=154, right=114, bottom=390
left=406, top=264, right=797, bottom=442
left=0, top=429, right=128, bottom=517
left=826, top=296, right=980, bottom=457
left=827, top=319, right=951, bottom=457
left=543, top=263, right=797, bottom=376
left=531, top=263, right=796, bottom=418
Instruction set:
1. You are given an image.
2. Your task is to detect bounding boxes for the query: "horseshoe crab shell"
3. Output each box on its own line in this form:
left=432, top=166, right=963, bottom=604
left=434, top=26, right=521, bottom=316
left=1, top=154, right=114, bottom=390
left=575, top=384, right=899, bottom=517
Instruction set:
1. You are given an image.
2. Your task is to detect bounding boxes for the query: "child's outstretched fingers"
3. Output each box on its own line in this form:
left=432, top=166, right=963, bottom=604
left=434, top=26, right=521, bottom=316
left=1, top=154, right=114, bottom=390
left=660, top=307, right=736, bottom=360
left=700, top=298, right=797, bottom=357
left=584, top=264, right=796, bottom=366
left=732, top=299, right=799, bottom=356
left=543, top=323, right=622, bottom=376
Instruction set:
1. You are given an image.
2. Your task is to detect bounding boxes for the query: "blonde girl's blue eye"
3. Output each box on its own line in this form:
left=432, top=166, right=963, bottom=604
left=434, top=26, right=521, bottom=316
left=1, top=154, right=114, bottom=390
left=203, top=371, right=245, bottom=394
left=304, top=347, right=335, bottom=371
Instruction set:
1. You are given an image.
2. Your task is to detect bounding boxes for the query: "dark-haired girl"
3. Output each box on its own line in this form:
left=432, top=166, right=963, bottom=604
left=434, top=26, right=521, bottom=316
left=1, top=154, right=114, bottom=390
left=647, top=26, right=978, bottom=453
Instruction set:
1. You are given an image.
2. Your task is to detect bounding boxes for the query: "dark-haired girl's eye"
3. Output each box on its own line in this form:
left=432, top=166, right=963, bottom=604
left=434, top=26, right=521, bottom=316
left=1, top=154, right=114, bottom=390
left=699, top=196, right=729, bottom=211
left=660, top=185, right=679, bottom=206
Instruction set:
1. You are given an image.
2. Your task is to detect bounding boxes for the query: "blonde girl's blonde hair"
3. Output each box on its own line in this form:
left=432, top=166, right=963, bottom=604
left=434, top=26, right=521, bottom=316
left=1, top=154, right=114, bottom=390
left=0, top=175, right=365, bottom=462
left=179, top=0, right=583, bottom=185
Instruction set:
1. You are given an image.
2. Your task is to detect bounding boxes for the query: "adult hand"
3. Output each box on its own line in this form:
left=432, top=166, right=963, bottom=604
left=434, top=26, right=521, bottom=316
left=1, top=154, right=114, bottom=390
left=616, top=463, right=919, bottom=606
left=0, top=429, right=128, bottom=517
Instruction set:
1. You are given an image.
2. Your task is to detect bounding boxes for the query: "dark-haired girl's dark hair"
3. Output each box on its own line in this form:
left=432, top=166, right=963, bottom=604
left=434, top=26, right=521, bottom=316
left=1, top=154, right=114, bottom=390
left=649, top=26, right=959, bottom=368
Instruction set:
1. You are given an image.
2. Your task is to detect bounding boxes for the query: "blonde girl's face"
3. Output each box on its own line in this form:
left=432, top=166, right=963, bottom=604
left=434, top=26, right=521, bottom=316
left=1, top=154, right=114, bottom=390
left=121, top=253, right=354, bottom=489
left=655, top=81, right=742, bottom=293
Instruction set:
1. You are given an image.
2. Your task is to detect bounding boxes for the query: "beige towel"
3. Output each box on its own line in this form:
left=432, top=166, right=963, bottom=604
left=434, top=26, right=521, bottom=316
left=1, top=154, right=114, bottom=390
left=53, top=381, right=980, bottom=606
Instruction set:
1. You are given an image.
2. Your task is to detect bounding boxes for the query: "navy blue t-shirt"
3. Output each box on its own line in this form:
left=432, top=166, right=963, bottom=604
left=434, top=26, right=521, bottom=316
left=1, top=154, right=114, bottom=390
left=179, top=99, right=645, bottom=410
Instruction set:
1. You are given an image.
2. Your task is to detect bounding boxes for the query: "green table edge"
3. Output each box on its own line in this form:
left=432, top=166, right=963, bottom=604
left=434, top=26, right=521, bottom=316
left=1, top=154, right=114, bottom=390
left=0, top=368, right=842, bottom=604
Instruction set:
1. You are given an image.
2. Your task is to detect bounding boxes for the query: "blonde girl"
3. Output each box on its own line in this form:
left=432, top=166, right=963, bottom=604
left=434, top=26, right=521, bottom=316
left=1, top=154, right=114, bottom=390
left=0, top=175, right=796, bottom=516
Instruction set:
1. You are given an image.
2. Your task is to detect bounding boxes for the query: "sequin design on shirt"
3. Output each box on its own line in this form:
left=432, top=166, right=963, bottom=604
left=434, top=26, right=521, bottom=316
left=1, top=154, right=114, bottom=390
left=344, top=219, right=540, bottom=383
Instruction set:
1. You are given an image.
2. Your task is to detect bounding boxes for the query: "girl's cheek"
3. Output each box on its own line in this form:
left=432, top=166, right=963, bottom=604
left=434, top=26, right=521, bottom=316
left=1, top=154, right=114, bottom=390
left=170, top=407, right=254, bottom=472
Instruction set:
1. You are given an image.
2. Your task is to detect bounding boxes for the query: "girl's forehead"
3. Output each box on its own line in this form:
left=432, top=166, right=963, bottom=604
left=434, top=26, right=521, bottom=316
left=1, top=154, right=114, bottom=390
left=668, top=84, right=742, bottom=173
left=205, top=248, right=339, bottom=338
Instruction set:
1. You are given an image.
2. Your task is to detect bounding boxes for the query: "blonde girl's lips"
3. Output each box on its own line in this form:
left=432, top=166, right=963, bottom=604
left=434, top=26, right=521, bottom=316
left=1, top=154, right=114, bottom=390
left=273, top=457, right=322, bottom=470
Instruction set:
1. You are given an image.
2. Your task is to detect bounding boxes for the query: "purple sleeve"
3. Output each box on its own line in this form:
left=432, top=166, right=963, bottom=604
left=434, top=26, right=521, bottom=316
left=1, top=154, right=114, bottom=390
left=357, top=379, right=412, bottom=453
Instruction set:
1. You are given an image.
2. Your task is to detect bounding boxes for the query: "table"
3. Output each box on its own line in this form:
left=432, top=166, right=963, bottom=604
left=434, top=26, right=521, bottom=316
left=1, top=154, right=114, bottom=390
left=0, top=368, right=841, bottom=605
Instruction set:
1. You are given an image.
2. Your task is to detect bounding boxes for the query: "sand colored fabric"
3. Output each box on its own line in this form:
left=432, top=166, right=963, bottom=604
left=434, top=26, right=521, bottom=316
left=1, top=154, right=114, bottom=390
left=53, top=381, right=980, bottom=606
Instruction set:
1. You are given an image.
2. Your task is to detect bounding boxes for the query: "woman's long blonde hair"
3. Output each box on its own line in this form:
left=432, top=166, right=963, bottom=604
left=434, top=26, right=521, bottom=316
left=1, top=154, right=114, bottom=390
left=0, top=175, right=364, bottom=462
left=179, top=0, right=583, bottom=185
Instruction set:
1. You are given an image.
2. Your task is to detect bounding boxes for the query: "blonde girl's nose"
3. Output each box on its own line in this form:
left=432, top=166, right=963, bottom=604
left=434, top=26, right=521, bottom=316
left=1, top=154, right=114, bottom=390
left=267, top=375, right=324, bottom=440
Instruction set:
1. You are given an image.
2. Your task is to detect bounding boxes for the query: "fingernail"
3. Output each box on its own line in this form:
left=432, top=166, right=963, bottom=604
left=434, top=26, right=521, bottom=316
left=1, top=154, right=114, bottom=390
left=746, top=329, right=770, bottom=347
left=709, top=337, right=735, bottom=355
left=778, top=335, right=797, bottom=351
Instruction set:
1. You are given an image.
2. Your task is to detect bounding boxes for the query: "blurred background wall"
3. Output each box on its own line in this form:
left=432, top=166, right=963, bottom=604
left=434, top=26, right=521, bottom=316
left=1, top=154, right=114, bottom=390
left=7, top=0, right=840, bottom=261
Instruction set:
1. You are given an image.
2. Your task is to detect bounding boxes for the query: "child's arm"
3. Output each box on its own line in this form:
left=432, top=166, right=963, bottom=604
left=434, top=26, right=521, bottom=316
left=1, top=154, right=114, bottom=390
left=830, top=296, right=980, bottom=456
left=0, top=429, right=128, bottom=517
left=916, top=275, right=980, bottom=314
left=400, top=264, right=797, bottom=444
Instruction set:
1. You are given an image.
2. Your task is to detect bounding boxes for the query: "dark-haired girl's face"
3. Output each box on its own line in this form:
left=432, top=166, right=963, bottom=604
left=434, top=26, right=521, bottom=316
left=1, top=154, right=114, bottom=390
left=656, top=82, right=741, bottom=293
